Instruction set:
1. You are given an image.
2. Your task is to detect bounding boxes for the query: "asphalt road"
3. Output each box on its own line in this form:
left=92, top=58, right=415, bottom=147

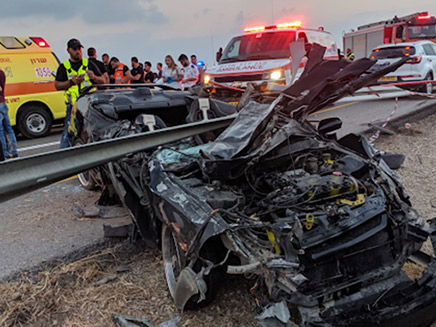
left=1, top=95, right=436, bottom=280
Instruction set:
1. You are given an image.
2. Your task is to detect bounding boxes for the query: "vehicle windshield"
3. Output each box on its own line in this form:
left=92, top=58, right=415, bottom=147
left=220, top=31, right=296, bottom=63
left=369, top=46, right=416, bottom=59
left=408, top=24, right=436, bottom=39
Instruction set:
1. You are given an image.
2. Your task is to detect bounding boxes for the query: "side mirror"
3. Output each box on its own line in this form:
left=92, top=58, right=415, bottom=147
left=318, top=117, right=342, bottom=135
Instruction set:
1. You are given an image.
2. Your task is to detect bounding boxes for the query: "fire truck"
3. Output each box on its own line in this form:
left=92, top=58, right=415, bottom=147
left=343, top=12, right=436, bottom=59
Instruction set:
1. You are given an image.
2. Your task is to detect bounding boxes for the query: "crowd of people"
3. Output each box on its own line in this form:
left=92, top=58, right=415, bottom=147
left=0, top=37, right=209, bottom=159
left=53, top=38, right=207, bottom=149
left=87, top=46, right=205, bottom=90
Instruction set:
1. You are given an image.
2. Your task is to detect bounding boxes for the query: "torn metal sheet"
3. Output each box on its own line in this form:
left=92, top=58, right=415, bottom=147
left=72, top=204, right=129, bottom=219
left=257, top=301, right=293, bottom=327
left=58, top=51, right=436, bottom=326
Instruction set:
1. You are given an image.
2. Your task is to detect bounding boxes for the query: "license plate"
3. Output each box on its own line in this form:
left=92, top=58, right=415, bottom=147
left=228, top=101, right=239, bottom=105
left=379, top=76, right=398, bottom=82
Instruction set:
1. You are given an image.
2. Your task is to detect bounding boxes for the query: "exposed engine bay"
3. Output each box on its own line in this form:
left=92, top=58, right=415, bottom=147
left=70, top=45, right=436, bottom=326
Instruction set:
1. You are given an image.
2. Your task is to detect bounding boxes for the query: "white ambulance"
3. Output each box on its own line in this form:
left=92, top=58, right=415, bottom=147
left=205, top=21, right=338, bottom=101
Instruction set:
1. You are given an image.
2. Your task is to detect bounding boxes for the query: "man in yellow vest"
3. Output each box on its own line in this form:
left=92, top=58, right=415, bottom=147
left=55, top=38, right=105, bottom=148
left=346, top=48, right=355, bottom=61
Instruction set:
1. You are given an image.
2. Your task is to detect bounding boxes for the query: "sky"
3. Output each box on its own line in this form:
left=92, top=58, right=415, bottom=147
left=1, top=0, right=435, bottom=69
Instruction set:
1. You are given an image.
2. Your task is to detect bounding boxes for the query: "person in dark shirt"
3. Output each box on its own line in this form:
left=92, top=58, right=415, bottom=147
left=88, top=47, right=109, bottom=83
left=156, top=62, right=163, bottom=80
left=102, top=53, right=115, bottom=83
left=55, top=38, right=105, bottom=148
left=55, top=47, right=104, bottom=84
left=144, top=61, right=154, bottom=83
left=0, top=68, right=18, bottom=159
left=130, top=57, right=144, bottom=83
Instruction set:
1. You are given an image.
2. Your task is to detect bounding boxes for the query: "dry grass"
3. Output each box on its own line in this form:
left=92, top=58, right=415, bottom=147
left=0, top=242, right=257, bottom=327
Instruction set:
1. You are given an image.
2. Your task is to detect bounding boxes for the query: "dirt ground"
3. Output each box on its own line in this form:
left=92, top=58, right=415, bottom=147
left=1, top=113, right=436, bottom=327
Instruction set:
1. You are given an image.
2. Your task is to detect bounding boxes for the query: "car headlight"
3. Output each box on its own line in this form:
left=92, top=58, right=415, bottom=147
left=204, top=74, right=211, bottom=84
left=270, top=70, right=282, bottom=80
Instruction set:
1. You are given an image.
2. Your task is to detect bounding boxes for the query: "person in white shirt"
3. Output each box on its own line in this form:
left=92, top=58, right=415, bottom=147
left=162, top=55, right=182, bottom=89
left=178, top=54, right=199, bottom=90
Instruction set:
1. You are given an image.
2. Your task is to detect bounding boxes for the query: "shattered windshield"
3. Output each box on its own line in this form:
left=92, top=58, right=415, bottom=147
left=220, top=31, right=296, bottom=63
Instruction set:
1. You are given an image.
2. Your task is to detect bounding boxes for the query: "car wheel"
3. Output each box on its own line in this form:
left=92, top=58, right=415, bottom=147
left=161, top=224, right=221, bottom=309
left=73, top=139, right=98, bottom=190
left=18, top=104, right=53, bottom=138
left=162, top=224, right=182, bottom=299
left=422, top=73, right=433, bottom=95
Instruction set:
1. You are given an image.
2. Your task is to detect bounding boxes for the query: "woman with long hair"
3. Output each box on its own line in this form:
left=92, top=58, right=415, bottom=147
left=162, top=55, right=182, bottom=89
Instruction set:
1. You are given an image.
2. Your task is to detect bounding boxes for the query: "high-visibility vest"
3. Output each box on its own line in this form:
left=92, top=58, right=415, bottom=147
left=114, top=63, right=129, bottom=84
left=346, top=52, right=355, bottom=61
left=63, top=59, right=92, bottom=104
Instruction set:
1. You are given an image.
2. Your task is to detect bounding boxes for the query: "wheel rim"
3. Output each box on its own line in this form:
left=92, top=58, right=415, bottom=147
left=77, top=171, right=91, bottom=187
left=26, top=113, right=46, bottom=133
left=162, top=225, right=182, bottom=298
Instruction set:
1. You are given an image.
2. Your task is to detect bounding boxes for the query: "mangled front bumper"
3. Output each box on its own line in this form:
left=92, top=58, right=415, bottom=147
left=249, top=221, right=436, bottom=327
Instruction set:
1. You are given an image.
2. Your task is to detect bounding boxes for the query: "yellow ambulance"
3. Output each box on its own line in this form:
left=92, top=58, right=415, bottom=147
left=0, top=36, right=65, bottom=138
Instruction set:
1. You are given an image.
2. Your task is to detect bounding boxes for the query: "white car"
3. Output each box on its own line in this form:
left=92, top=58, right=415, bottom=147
left=369, top=41, right=436, bottom=94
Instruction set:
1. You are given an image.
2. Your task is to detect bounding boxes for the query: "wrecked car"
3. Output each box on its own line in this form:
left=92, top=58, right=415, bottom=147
left=68, top=84, right=236, bottom=190
left=72, top=47, right=436, bottom=326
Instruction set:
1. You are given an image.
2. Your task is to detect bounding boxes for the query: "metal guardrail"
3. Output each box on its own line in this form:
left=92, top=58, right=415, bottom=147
left=0, top=115, right=236, bottom=204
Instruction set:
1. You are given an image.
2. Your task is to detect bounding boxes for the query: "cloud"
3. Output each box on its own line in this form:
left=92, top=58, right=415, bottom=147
left=1, top=0, right=168, bottom=25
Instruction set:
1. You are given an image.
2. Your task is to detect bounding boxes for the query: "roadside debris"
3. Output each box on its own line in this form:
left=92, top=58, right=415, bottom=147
left=112, top=314, right=181, bottom=327
left=72, top=203, right=129, bottom=219
left=257, top=301, right=297, bottom=327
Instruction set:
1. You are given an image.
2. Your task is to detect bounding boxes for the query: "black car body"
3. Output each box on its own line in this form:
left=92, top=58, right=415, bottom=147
left=71, top=49, right=436, bottom=326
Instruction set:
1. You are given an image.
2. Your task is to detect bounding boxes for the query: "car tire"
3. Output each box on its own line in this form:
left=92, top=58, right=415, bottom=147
left=17, top=104, right=53, bottom=138
left=161, top=224, right=221, bottom=309
left=421, top=72, right=433, bottom=95
left=73, top=139, right=98, bottom=190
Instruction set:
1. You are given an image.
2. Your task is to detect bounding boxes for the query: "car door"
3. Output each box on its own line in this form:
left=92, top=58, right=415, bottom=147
left=432, top=43, right=436, bottom=74
left=422, top=43, right=436, bottom=76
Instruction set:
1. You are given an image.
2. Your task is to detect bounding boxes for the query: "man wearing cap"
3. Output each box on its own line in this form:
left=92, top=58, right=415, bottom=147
left=55, top=38, right=105, bottom=148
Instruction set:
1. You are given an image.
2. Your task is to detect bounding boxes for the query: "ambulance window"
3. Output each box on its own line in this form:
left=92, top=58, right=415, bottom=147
left=221, top=31, right=296, bottom=62
left=0, top=37, right=25, bottom=49
left=225, top=39, right=241, bottom=59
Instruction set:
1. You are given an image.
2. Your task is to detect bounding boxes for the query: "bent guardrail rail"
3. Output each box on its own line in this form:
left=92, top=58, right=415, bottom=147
left=0, top=115, right=236, bottom=204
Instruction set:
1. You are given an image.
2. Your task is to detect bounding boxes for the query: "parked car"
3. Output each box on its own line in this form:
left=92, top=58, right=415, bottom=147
left=369, top=41, right=436, bottom=94
left=71, top=48, right=436, bottom=326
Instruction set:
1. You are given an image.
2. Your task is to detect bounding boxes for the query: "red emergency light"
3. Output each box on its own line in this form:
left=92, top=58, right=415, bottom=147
left=417, top=14, right=432, bottom=20
left=30, top=37, right=49, bottom=48
left=244, top=25, right=265, bottom=33
left=276, top=21, right=302, bottom=29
